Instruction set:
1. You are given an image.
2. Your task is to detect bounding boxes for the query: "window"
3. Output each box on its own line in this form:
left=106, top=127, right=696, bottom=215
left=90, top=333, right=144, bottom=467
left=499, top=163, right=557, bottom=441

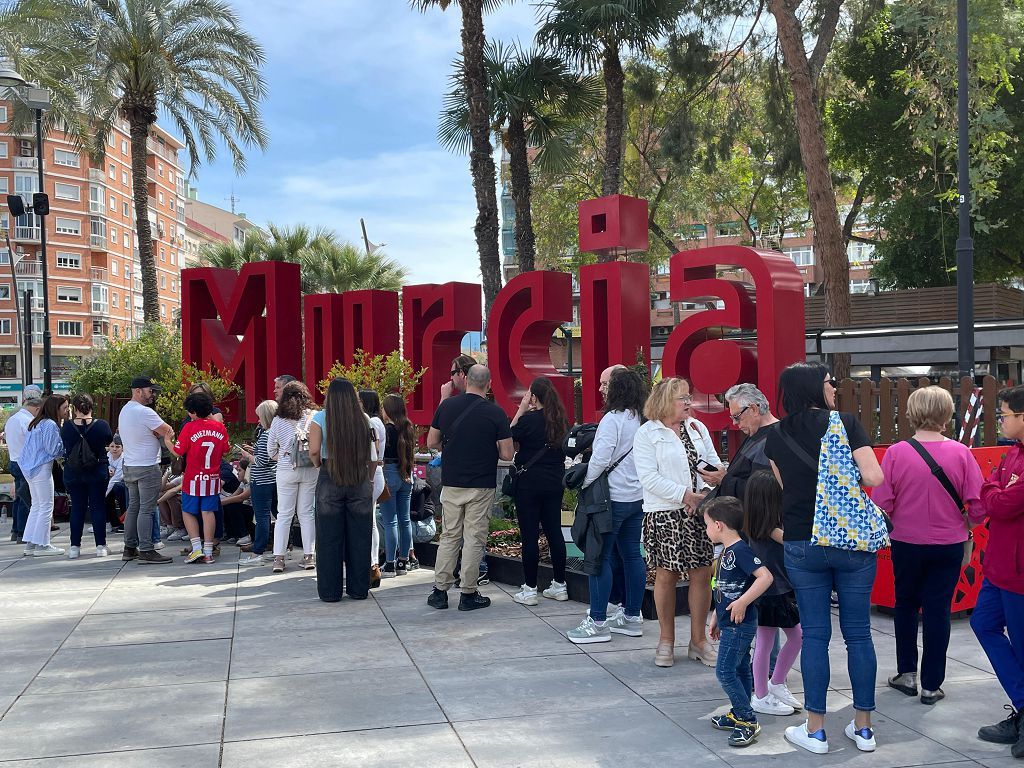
left=0, top=284, right=9, bottom=300
left=109, top=195, right=116, bottom=211
left=158, top=191, right=164, bottom=204
left=160, top=304, right=166, bottom=317
left=0, top=354, right=14, bottom=377
left=57, top=286, right=82, bottom=303
left=850, top=279, right=874, bottom=295
left=92, top=284, right=108, bottom=312
left=55, top=217, right=81, bottom=236
left=121, top=171, right=128, bottom=185
left=15, top=173, right=38, bottom=195
left=169, top=170, right=174, bottom=183
left=111, top=292, right=118, bottom=308
left=714, top=221, right=742, bottom=238
left=110, top=226, right=117, bottom=243
left=54, top=182, right=81, bottom=201
left=170, top=279, right=176, bottom=293
left=57, top=320, right=83, bottom=337
left=688, top=224, right=707, bottom=239
left=0, top=142, right=7, bottom=159
left=783, top=246, right=814, bottom=267
left=158, top=163, right=164, bottom=177
left=55, top=252, right=81, bottom=269
left=0, top=106, right=7, bottom=123
left=160, top=275, right=166, bottom=289
left=111, top=259, right=118, bottom=275
left=123, top=202, right=129, bottom=217
left=123, top=234, right=129, bottom=248
left=160, top=248, right=165, bottom=262
left=124, top=265, right=130, bottom=278
left=0, top=178, right=8, bottom=194
left=53, top=149, right=79, bottom=168
left=121, top=140, right=128, bottom=155
left=108, top=163, right=115, bottom=180
left=847, top=241, right=876, bottom=264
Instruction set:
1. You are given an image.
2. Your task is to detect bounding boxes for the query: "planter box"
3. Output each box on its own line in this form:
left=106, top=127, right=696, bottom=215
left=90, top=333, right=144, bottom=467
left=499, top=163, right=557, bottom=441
left=413, top=541, right=691, bottom=617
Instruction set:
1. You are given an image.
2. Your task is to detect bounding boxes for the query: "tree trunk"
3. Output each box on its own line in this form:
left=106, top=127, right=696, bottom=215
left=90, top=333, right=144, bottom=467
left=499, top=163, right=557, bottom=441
left=460, top=0, right=502, bottom=315
left=128, top=114, right=159, bottom=325
left=599, top=44, right=625, bottom=234
left=506, top=118, right=535, bottom=274
left=769, top=0, right=851, bottom=377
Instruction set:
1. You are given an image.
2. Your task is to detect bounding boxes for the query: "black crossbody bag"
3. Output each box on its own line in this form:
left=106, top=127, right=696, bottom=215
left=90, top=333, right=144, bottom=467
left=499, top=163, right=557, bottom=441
left=906, top=438, right=974, bottom=566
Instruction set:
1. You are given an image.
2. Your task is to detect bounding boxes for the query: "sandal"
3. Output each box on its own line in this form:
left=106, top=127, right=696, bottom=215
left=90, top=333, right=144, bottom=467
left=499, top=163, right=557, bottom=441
left=369, top=564, right=382, bottom=589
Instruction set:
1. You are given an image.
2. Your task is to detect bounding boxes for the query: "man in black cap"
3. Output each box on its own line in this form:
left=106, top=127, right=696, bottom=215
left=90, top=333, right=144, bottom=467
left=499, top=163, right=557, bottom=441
left=119, top=377, right=175, bottom=563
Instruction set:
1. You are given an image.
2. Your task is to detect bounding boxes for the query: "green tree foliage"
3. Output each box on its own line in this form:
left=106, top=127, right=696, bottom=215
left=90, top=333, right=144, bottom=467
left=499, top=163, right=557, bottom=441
left=10, top=0, right=269, bottom=323
left=319, top=350, right=426, bottom=405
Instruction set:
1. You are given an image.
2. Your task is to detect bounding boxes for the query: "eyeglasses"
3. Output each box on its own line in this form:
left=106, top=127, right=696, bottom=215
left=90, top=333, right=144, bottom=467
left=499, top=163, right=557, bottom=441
left=996, top=412, right=1024, bottom=423
left=826, top=378, right=839, bottom=388
left=676, top=396, right=693, bottom=404
left=730, top=405, right=750, bottom=424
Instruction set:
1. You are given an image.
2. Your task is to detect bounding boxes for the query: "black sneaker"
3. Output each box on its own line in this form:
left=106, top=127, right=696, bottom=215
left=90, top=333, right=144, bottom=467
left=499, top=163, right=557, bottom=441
left=979, top=706, right=1022, bottom=744
left=729, top=720, right=761, bottom=747
left=1013, top=725, right=1024, bottom=759
left=920, top=688, right=945, bottom=706
left=137, top=549, right=172, bottom=564
left=407, top=556, right=420, bottom=571
left=427, top=588, right=449, bottom=610
left=396, top=559, right=408, bottom=576
left=382, top=561, right=397, bottom=579
left=9, top=531, right=17, bottom=542
left=122, top=546, right=138, bottom=561
left=711, top=711, right=739, bottom=731
left=458, top=591, right=491, bottom=611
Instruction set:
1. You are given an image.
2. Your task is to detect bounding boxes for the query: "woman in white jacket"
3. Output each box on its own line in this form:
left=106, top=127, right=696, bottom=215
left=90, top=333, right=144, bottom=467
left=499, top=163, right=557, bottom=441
left=634, top=377, right=719, bottom=669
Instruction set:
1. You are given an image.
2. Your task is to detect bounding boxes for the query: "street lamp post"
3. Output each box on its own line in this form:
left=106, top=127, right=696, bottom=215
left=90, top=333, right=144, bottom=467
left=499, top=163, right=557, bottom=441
left=0, top=64, right=53, bottom=393
left=956, top=0, right=975, bottom=379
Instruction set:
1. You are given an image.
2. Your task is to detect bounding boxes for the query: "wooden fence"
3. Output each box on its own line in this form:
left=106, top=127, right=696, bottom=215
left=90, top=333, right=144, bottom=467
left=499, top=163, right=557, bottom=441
left=835, top=375, right=1002, bottom=447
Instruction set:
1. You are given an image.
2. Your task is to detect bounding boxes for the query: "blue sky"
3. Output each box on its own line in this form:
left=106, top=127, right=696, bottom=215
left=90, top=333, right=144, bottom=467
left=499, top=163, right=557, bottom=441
left=183, top=1, right=541, bottom=286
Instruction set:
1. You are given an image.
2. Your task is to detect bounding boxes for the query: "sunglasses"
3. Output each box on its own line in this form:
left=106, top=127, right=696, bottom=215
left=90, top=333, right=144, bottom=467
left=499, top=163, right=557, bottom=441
left=730, top=405, right=750, bottom=424
left=826, top=378, right=839, bottom=388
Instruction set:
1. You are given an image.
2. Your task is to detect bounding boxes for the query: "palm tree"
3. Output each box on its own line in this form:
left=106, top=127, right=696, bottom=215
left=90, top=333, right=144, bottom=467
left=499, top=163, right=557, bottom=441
left=439, top=42, right=603, bottom=273
left=301, top=241, right=408, bottom=294
left=410, top=0, right=503, bottom=313
left=537, top=0, right=685, bottom=229
left=12, top=0, right=269, bottom=324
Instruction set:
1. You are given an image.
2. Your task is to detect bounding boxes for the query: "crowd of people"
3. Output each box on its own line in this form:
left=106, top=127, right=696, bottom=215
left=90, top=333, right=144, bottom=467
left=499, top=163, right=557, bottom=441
left=6, top=359, right=1024, bottom=760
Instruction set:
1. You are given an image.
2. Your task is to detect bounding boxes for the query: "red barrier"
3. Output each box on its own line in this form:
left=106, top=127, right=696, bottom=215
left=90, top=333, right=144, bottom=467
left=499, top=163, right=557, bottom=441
left=870, top=445, right=1010, bottom=612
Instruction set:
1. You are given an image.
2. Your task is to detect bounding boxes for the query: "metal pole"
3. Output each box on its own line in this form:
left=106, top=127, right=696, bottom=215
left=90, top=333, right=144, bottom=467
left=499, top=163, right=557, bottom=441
left=22, top=288, right=32, bottom=387
left=956, top=0, right=975, bottom=379
left=4, top=230, right=28, bottom=387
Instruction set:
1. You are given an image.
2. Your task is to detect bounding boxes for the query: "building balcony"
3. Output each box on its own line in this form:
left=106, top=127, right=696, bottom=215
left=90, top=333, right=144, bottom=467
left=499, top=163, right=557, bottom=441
left=146, top=165, right=158, bottom=183
left=88, top=168, right=105, bottom=183
left=90, top=267, right=108, bottom=282
left=14, top=227, right=39, bottom=242
left=91, top=305, right=109, bottom=317
left=13, top=156, right=37, bottom=169
left=89, top=200, right=105, bottom=215
left=145, top=138, right=178, bottom=165
left=90, top=234, right=107, bottom=250
left=14, top=260, right=42, bottom=277
left=91, top=333, right=108, bottom=348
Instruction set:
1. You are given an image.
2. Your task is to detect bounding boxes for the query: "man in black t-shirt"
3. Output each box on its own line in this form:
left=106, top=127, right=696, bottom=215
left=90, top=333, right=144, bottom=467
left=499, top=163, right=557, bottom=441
left=426, top=365, right=513, bottom=611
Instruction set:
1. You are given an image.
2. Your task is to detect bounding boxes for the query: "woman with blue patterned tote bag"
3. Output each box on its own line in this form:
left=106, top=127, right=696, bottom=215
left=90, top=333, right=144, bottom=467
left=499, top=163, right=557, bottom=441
left=765, top=363, right=885, bottom=756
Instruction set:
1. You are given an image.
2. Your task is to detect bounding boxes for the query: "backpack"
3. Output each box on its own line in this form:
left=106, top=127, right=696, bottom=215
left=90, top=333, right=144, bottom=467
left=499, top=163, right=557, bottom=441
left=66, top=421, right=99, bottom=472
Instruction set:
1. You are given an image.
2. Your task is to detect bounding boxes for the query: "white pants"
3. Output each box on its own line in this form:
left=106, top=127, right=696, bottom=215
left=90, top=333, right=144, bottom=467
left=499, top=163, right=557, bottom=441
left=273, top=464, right=318, bottom=556
left=23, top=463, right=55, bottom=547
left=371, top=466, right=384, bottom=564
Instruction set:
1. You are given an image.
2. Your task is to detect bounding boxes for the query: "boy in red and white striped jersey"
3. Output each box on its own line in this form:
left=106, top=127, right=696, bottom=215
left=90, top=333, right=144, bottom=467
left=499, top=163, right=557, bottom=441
left=166, top=393, right=230, bottom=563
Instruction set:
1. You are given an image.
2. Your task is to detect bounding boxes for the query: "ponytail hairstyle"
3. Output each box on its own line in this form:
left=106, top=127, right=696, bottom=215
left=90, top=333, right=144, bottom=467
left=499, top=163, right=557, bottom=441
left=383, top=393, right=415, bottom=479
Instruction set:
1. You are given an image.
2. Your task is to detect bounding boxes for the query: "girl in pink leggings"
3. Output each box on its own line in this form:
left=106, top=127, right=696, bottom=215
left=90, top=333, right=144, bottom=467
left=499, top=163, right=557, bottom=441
left=743, top=470, right=804, bottom=715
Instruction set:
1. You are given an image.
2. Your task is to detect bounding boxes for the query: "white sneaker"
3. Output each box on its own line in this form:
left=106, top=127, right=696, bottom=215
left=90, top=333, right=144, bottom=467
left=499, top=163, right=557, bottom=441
left=844, top=721, right=876, bottom=752
left=23, top=543, right=36, bottom=556
left=159, top=525, right=172, bottom=538
left=95, top=546, right=109, bottom=557
left=786, top=722, right=829, bottom=754
left=542, top=581, right=569, bottom=601
left=752, top=693, right=795, bottom=716
left=608, top=613, right=644, bottom=637
left=33, top=544, right=66, bottom=557
left=86, top=525, right=94, bottom=533
left=153, top=541, right=165, bottom=550
left=769, top=681, right=803, bottom=710
left=68, top=545, right=81, bottom=560
left=236, top=535, right=252, bottom=547
left=238, top=553, right=264, bottom=565
left=513, top=585, right=539, bottom=606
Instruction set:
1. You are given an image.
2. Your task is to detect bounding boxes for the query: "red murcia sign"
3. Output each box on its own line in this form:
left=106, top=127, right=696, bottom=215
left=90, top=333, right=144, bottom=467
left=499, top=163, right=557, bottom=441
left=181, top=196, right=805, bottom=430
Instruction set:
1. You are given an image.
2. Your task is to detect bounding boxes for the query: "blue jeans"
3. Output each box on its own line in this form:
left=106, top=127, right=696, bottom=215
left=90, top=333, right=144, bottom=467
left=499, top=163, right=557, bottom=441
left=716, top=619, right=757, bottom=722
left=588, top=500, right=646, bottom=621
left=250, top=481, right=275, bottom=556
left=971, top=579, right=1024, bottom=710
left=10, top=460, right=29, bottom=537
left=379, top=464, right=413, bottom=562
left=785, top=540, right=878, bottom=714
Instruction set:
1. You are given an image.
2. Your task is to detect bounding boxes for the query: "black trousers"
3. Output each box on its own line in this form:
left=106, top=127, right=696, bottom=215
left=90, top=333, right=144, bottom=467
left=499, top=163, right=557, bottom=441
left=223, top=502, right=252, bottom=539
left=891, top=539, right=965, bottom=691
left=315, top=468, right=373, bottom=602
left=514, top=482, right=566, bottom=587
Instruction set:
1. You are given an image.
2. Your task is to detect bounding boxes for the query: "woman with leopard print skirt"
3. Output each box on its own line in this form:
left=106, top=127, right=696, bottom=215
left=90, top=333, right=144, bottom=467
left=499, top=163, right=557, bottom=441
left=633, top=377, right=720, bottom=669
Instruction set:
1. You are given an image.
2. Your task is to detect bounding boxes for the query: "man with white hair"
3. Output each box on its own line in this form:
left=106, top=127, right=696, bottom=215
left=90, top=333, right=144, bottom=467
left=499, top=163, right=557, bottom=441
left=700, top=383, right=779, bottom=499
left=6, top=386, right=43, bottom=543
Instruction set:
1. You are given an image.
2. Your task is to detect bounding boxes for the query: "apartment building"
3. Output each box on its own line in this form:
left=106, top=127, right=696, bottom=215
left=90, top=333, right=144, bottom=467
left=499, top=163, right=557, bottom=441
left=0, top=105, right=185, bottom=398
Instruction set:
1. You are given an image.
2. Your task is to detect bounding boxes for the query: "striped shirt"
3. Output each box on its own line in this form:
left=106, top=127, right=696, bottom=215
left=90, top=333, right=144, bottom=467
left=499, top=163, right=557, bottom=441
left=250, top=426, right=277, bottom=486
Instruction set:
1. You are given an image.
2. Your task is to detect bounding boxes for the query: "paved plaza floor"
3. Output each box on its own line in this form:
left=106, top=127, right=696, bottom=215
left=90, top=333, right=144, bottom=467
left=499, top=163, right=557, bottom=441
left=0, top=523, right=1015, bottom=767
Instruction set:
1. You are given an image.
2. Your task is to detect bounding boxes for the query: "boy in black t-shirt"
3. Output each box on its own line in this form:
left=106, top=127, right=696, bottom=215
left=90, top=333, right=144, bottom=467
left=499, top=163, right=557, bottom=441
left=704, top=497, right=774, bottom=748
